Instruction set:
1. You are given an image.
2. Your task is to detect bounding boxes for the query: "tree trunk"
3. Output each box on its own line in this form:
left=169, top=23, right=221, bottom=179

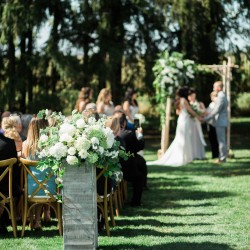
left=7, top=35, right=16, bottom=111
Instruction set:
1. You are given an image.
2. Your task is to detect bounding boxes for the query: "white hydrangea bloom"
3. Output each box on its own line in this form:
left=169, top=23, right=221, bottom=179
left=49, top=142, right=68, bottom=160
left=76, top=118, right=85, bottom=129
left=59, top=133, right=74, bottom=143
left=59, top=123, right=76, bottom=137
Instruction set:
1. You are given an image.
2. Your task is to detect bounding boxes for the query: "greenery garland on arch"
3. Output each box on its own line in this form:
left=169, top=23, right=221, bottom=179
left=152, top=51, right=197, bottom=125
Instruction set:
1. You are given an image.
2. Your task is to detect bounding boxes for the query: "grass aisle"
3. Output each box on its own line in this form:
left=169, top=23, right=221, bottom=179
left=99, top=147, right=250, bottom=250
left=1, top=118, right=250, bottom=250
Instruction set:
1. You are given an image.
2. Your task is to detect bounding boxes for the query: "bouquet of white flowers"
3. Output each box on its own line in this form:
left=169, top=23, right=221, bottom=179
left=190, top=101, right=202, bottom=117
left=37, top=110, right=128, bottom=182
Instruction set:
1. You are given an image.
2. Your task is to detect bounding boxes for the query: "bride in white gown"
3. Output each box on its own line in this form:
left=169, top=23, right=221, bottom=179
left=147, top=86, right=201, bottom=167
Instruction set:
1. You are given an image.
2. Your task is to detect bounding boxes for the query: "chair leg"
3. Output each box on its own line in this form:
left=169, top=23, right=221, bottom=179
left=109, top=196, right=116, bottom=227
left=117, top=183, right=123, bottom=208
left=21, top=200, right=28, bottom=237
left=9, top=199, right=17, bottom=238
left=103, top=200, right=110, bottom=236
left=57, top=202, right=63, bottom=236
left=113, top=190, right=119, bottom=217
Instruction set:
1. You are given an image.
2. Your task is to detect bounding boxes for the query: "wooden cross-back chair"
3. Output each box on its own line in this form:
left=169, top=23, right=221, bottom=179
left=19, top=158, right=62, bottom=237
left=96, top=167, right=115, bottom=236
left=0, top=158, right=18, bottom=237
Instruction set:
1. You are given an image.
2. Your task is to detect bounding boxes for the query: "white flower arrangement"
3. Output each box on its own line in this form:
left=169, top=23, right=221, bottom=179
left=153, top=51, right=197, bottom=125
left=37, top=110, right=128, bottom=182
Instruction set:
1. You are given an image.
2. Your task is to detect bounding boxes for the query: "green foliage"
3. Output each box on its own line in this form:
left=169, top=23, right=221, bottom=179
left=27, top=93, right=63, bottom=114
left=236, top=92, right=250, bottom=116
left=0, top=1, right=250, bottom=113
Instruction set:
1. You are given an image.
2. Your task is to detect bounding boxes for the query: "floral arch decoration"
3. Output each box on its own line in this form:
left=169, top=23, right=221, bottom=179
left=152, top=51, right=197, bottom=125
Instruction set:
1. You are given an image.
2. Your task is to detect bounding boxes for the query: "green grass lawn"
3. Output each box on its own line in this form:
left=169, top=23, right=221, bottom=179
left=1, top=118, right=250, bottom=250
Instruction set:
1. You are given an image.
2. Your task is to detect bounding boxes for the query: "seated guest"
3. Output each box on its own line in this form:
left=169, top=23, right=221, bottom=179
left=96, top=88, right=115, bottom=117
left=22, top=117, right=55, bottom=230
left=113, top=110, right=147, bottom=207
left=74, top=87, right=93, bottom=112
left=0, top=111, right=11, bottom=134
left=1, top=116, right=23, bottom=155
left=0, top=133, right=20, bottom=234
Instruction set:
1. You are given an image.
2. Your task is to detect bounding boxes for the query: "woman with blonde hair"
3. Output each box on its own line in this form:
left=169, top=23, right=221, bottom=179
left=1, top=115, right=22, bottom=154
left=74, top=87, right=93, bottom=112
left=22, top=117, right=55, bottom=230
left=96, top=88, right=114, bottom=116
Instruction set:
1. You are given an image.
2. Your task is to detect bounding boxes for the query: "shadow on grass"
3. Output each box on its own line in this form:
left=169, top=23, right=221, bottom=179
left=122, top=208, right=217, bottom=217
left=148, top=161, right=250, bottom=178
left=117, top=218, right=212, bottom=228
left=111, top=227, right=220, bottom=238
left=1, top=226, right=60, bottom=239
left=99, top=242, right=233, bottom=250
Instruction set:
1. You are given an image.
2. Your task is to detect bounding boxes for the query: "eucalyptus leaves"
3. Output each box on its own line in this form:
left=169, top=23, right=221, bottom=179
left=153, top=51, right=197, bottom=124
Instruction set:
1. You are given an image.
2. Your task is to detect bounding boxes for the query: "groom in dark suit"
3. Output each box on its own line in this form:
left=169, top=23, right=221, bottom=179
left=203, top=81, right=228, bottom=163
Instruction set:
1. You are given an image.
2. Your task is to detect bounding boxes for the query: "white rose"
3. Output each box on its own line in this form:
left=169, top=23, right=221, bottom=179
left=40, top=134, right=48, bottom=143
left=76, top=118, right=85, bottom=129
left=79, top=149, right=88, bottom=159
left=68, top=147, right=76, bottom=156
left=66, top=155, right=78, bottom=165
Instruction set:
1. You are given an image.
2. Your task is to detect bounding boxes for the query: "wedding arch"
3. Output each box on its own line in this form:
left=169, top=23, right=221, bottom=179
left=153, top=52, right=237, bottom=158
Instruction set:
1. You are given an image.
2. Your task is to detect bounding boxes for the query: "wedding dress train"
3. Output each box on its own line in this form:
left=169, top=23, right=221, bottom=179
left=147, top=99, right=193, bottom=167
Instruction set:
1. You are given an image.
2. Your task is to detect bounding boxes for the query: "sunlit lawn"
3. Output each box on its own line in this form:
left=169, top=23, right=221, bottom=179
left=1, top=117, right=250, bottom=250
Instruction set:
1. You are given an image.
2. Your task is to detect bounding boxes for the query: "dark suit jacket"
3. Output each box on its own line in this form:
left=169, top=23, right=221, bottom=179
left=0, top=134, right=19, bottom=196
left=117, top=129, right=145, bottom=181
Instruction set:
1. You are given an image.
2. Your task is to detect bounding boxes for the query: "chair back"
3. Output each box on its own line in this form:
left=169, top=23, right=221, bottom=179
left=19, top=158, right=56, bottom=201
left=0, top=158, right=17, bottom=201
